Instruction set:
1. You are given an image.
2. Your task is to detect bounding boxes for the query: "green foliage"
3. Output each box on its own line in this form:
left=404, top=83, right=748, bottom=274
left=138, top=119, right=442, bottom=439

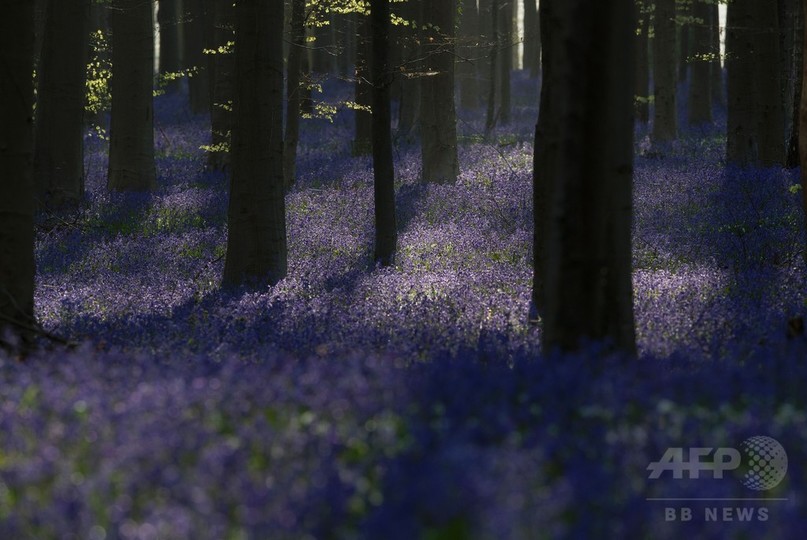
left=85, top=29, right=112, bottom=118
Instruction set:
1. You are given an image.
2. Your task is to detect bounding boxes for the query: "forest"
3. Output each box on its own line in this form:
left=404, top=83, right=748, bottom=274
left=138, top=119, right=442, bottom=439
left=1, top=0, right=806, bottom=537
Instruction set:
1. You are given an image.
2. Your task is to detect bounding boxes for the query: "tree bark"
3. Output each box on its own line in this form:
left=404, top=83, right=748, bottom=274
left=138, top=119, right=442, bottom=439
left=523, top=0, right=540, bottom=78
left=789, top=0, right=804, bottom=167
left=458, top=0, right=480, bottom=109
left=34, top=0, right=89, bottom=207
left=158, top=0, right=182, bottom=94
left=184, top=0, right=210, bottom=114
left=534, top=0, right=636, bottom=355
left=0, top=0, right=36, bottom=348
left=353, top=11, right=372, bottom=156
left=798, top=0, right=807, bottom=257
left=371, top=0, right=397, bottom=266
left=206, top=0, right=234, bottom=171
left=284, top=0, right=305, bottom=189
left=709, top=1, right=725, bottom=107
left=688, top=0, right=712, bottom=125
left=484, top=0, right=499, bottom=135
left=635, top=0, right=650, bottom=124
left=652, top=0, right=678, bottom=144
left=107, top=0, right=156, bottom=192
left=222, top=0, right=287, bottom=288
left=420, top=0, right=459, bottom=183
left=499, top=0, right=513, bottom=124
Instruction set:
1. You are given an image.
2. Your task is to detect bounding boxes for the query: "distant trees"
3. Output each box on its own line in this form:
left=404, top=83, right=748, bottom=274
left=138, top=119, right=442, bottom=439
left=34, top=0, right=89, bottom=207
left=419, top=0, right=459, bottom=183
left=0, top=0, right=36, bottom=348
left=222, top=0, right=287, bottom=287
left=532, top=0, right=636, bottom=354
left=107, top=0, right=156, bottom=191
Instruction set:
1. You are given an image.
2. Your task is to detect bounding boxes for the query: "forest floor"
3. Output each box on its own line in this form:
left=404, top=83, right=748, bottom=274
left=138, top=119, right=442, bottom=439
left=2, top=74, right=807, bottom=538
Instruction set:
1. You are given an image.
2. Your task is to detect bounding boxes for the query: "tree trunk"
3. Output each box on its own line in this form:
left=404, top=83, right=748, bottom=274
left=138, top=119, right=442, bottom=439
left=184, top=0, right=210, bottom=113
left=353, top=11, right=372, bottom=156
left=499, top=0, right=513, bottom=124
left=420, top=0, right=459, bottom=183
left=206, top=0, right=234, bottom=171
left=0, top=0, right=36, bottom=349
left=798, top=0, right=807, bottom=258
left=534, top=0, right=636, bottom=355
left=635, top=0, right=650, bottom=124
left=284, top=0, right=305, bottom=189
left=484, top=0, right=499, bottom=134
left=523, top=0, right=540, bottom=78
left=158, top=0, right=182, bottom=94
left=652, top=0, right=677, bottom=144
left=371, top=0, right=397, bottom=266
left=222, top=0, right=287, bottom=287
left=688, top=0, right=712, bottom=125
left=396, top=1, right=420, bottom=139
left=789, top=0, right=804, bottom=167
left=34, top=0, right=89, bottom=207
left=709, top=2, right=725, bottom=107
left=107, top=0, right=156, bottom=191
left=754, top=0, right=785, bottom=166
left=677, top=1, right=691, bottom=83
left=458, top=0, right=480, bottom=109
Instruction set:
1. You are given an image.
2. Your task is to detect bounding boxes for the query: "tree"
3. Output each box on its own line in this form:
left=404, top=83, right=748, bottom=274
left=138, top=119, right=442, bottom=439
left=206, top=0, right=234, bottom=171
left=498, top=0, right=513, bottom=124
left=726, top=0, right=785, bottom=166
left=688, top=0, right=712, bottom=125
left=458, top=0, right=480, bottom=109
left=183, top=0, right=210, bottom=114
left=371, top=0, right=397, bottom=266
left=419, top=0, right=459, bottom=183
left=709, top=1, right=725, bottom=107
left=222, top=0, right=287, bottom=287
left=653, top=0, right=678, bottom=144
left=0, top=0, right=36, bottom=348
left=635, top=0, right=650, bottom=124
left=34, top=0, right=89, bottom=207
left=353, top=10, right=373, bottom=156
left=484, top=0, right=499, bottom=134
left=523, top=0, right=541, bottom=78
left=532, top=0, right=636, bottom=355
left=284, top=0, right=305, bottom=189
left=158, top=0, right=182, bottom=94
left=798, top=0, right=807, bottom=252
left=107, top=0, right=156, bottom=191
left=788, top=0, right=804, bottom=167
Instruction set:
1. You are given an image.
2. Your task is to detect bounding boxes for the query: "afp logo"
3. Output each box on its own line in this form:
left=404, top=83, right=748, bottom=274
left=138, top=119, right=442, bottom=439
left=647, top=436, right=788, bottom=490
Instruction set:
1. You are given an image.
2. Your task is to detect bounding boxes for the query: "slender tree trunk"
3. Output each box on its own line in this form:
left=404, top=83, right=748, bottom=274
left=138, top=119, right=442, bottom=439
left=678, top=1, right=691, bottom=83
left=688, top=0, right=712, bottom=125
left=34, top=0, right=89, bottom=207
left=523, top=0, right=540, bottom=77
left=420, top=0, right=459, bottom=183
left=635, top=0, right=650, bottom=124
left=535, top=0, right=636, bottom=355
left=709, top=1, right=725, bottom=107
left=371, top=0, right=397, bottom=266
left=158, top=0, right=182, bottom=94
left=222, top=0, right=287, bottom=287
left=499, top=0, right=513, bottom=124
left=789, top=0, right=804, bottom=167
left=755, top=0, right=785, bottom=166
left=0, top=0, right=36, bottom=349
left=652, top=0, right=677, bottom=144
left=284, top=0, right=305, bottom=189
left=184, top=0, right=210, bottom=113
left=206, top=0, right=234, bottom=171
left=353, top=11, right=372, bottom=155
left=459, top=0, right=480, bottom=109
left=396, top=1, right=420, bottom=139
left=485, top=0, right=499, bottom=135
left=107, top=0, right=156, bottom=191
left=726, top=0, right=755, bottom=164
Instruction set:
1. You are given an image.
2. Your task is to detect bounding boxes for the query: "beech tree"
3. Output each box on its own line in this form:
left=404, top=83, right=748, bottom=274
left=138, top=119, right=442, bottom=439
left=0, top=0, right=36, bottom=347
left=688, top=0, right=712, bottom=126
left=107, top=0, right=156, bottom=191
left=284, top=0, right=305, bottom=189
left=371, top=0, right=397, bottom=266
left=653, top=0, right=678, bottom=144
left=34, top=0, right=89, bottom=207
left=532, top=0, right=636, bottom=354
left=635, top=0, right=650, bottom=124
left=222, top=0, right=287, bottom=287
left=158, top=0, right=182, bottom=94
left=419, top=0, right=459, bottom=183
left=206, top=0, right=234, bottom=171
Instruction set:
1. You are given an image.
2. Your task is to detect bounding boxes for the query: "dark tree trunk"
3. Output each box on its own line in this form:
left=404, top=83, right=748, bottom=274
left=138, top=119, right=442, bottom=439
left=458, top=0, right=480, bottom=109
left=284, top=0, right=305, bottom=189
left=523, top=0, right=540, bottom=77
left=499, top=0, right=513, bottom=124
left=371, top=0, right=397, bottom=266
left=34, top=0, right=89, bottom=207
left=420, top=0, right=459, bottom=183
left=353, top=11, right=372, bottom=156
left=206, top=0, right=234, bottom=171
left=158, top=0, right=182, bottom=94
left=635, top=0, right=650, bottom=124
left=222, top=0, right=287, bottom=287
left=709, top=2, right=725, bottom=107
left=107, top=0, right=156, bottom=191
left=0, top=0, right=36, bottom=349
left=184, top=0, right=210, bottom=113
left=396, top=1, right=420, bottom=139
left=533, top=0, right=636, bottom=355
left=798, top=0, right=807, bottom=256
left=677, top=1, right=691, bottom=83
left=788, top=0, right=804, bottom=167
left=653, top=0, right=678, bottom=144
left=485, top=0, right=499, bottom=135
left=688, top=0, right=712, bottom=125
